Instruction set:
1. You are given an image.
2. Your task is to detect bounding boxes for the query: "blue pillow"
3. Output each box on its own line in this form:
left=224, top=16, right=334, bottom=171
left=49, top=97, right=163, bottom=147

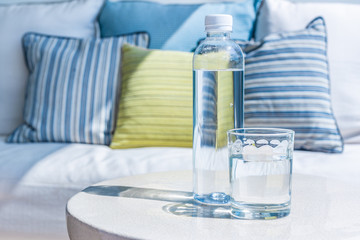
left=242, top=17, right=343, bottom=153
left=7, top=32, right=149, bottom=145
left=98, top=0, right=261, bottom=52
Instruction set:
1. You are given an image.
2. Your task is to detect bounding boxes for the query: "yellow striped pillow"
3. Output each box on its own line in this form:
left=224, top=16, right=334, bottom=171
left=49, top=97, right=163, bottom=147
left=111, top=44, right=193, bottom=148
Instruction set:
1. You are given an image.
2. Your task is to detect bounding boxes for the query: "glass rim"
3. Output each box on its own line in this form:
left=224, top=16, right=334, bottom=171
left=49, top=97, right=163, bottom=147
left=227, top=128, right=295, bottom=137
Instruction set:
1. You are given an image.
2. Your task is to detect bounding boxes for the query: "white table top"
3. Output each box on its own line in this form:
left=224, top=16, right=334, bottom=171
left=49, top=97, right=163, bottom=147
left=66, top=171, right=360, bottom=240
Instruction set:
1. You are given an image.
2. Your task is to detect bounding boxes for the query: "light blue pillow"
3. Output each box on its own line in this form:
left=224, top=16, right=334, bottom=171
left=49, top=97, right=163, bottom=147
left=242, top=17, right=343, bottom=153
left=7, top=32, right=149, bottom=145
left=98, top=0, right=261, bottom=52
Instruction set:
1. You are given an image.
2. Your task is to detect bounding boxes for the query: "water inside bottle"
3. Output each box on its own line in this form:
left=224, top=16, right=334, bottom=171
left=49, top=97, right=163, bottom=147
left=193, top=69, right=244, bottom=204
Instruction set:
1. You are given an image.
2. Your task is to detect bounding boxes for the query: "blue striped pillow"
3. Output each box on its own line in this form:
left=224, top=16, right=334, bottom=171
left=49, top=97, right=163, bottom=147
left=7, top=32, right=149, bottom=145
left=242, top=17, right=343, bottom=153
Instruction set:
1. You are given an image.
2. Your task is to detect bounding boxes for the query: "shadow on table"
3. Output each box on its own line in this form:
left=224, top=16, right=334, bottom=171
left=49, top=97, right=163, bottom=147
left=83, top=185, right=232, bottom=219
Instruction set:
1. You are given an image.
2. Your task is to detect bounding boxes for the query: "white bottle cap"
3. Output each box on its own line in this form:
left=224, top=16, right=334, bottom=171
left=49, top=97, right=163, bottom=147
left=205, top=14, right=233, bottom=32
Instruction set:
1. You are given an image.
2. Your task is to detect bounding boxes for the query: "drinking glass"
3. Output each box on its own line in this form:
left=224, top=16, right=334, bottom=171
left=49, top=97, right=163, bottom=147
left=227, top=128, right=295, bottom=219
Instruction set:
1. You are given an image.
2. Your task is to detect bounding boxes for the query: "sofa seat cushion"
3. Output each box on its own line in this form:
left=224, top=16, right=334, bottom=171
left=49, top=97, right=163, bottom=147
left=0, top=136, right=192, bottom=236
left=0, top=136, right=360, bottom=236
left=0, top=138, right=193, bottom=192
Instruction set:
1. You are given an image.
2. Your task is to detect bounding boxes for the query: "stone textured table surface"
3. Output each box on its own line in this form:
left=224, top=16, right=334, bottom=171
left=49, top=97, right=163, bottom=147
left=66, top=171, right=360, bottom=240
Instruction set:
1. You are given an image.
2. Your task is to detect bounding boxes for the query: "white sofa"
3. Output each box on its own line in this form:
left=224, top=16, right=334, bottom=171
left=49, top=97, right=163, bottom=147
left=1, top=140, right=360, bottom=239
left=1, top=0, right=360, bottom=239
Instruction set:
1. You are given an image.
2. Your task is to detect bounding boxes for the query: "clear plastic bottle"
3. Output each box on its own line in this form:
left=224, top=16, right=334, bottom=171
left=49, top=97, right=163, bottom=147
left=192, top=14, right=244, bottom=205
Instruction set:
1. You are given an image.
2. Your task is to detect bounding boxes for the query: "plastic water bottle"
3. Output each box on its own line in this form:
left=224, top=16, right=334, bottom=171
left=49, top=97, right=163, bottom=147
left=192, top=14, right=244, bottom=205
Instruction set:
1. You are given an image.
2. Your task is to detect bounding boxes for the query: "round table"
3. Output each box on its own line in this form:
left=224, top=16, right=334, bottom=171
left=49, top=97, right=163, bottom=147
left=66, top=171, right=360, bottom=240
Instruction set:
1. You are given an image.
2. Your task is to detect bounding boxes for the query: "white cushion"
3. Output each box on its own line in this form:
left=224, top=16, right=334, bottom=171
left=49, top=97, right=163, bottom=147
left=0, top=136, right=193, bottom=236
left=1, top=135, right=360, bottom=236
left=0, top=0, right=103, bottom=135
left=255, top=0, right=360, bottom=143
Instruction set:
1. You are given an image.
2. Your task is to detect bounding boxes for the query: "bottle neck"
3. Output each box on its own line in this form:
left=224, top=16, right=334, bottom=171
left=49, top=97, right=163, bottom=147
left=206, top=31, right=231, bottom=39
